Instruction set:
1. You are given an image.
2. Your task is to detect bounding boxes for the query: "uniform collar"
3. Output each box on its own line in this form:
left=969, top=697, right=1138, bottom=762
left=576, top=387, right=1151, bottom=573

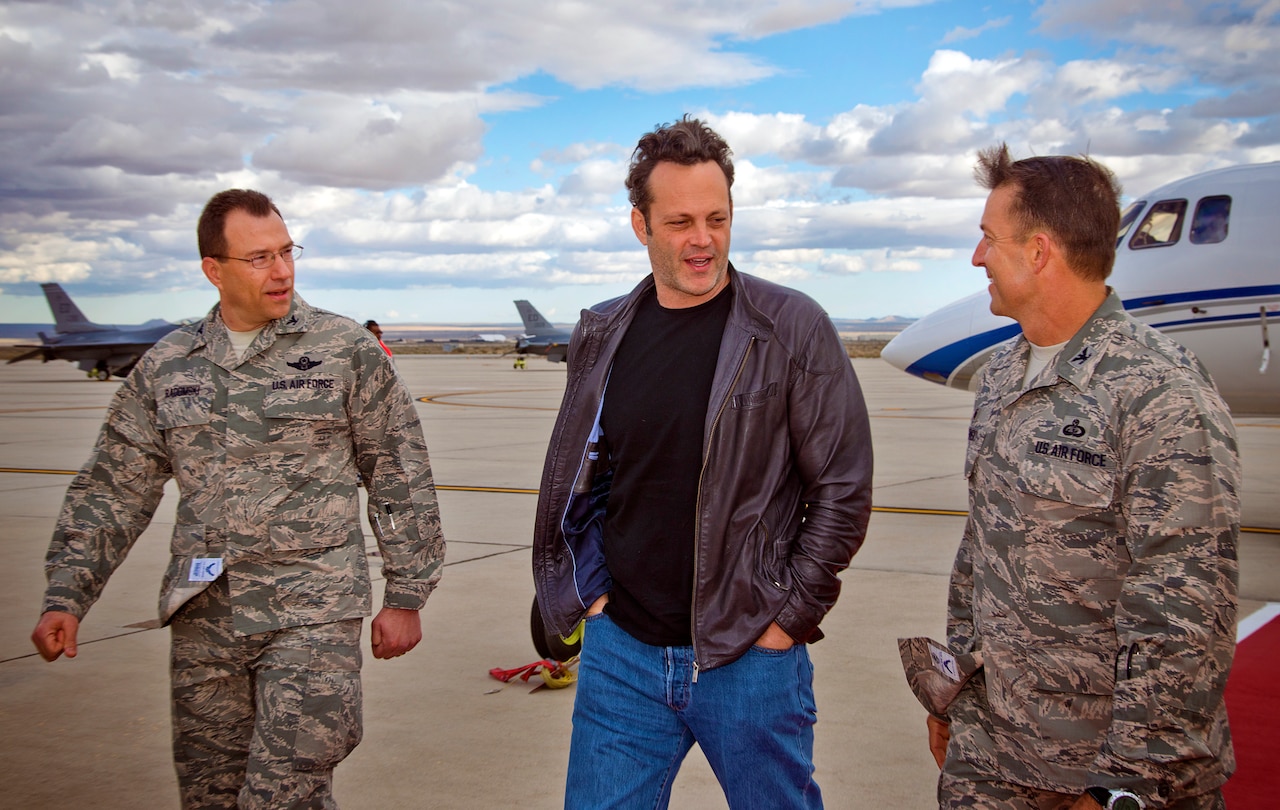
left=1051, top=288, right=1124, bottom=391
left=190, top=294, right=314, bottom=367
left=987, top=288, right=1122, bottom=404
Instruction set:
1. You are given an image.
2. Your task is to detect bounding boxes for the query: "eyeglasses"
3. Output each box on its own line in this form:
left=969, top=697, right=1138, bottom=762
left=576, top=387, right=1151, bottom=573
left=212, top=245, right=304, bottom=270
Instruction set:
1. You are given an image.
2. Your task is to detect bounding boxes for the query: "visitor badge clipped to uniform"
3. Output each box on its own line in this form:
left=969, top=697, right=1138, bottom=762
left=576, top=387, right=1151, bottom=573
left=930, top=644, right=960, bottom=681
left=189, top=557, right=224, bottom=582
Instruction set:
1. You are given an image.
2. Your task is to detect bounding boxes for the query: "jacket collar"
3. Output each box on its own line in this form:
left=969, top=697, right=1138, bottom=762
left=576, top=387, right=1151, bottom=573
left=579, top=263, right=772, bottom=340
left=725, top=265, right=776, bottom=341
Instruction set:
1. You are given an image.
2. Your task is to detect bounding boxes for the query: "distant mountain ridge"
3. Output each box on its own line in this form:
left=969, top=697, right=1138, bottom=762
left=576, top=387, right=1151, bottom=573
left=830, top=316, right=915, bottom=333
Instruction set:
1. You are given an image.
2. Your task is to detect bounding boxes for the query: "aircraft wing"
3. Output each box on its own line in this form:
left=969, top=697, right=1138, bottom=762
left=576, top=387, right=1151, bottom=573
left=5, top=346, right=49, bottom=365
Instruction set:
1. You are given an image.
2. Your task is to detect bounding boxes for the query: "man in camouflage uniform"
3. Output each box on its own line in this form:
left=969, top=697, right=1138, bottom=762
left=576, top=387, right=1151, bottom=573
left=927, top=146, right=1240, bottom=810
left=31, top=189, right=445, bottom=809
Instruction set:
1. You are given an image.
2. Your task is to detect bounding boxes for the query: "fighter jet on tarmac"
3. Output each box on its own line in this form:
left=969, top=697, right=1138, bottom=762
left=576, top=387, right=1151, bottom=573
left=511, top=300, right=573, bottom=367
left=6, top=282, right=181, bottom=380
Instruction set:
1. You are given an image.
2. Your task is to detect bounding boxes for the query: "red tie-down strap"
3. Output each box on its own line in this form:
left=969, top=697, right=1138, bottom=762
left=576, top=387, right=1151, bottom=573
left=488, top=657, right=580, bottom=690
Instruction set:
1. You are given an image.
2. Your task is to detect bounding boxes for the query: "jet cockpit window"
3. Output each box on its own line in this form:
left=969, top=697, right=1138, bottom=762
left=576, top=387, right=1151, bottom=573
left=1189, top=195, right=1231, bottom=244
left=1128, top=199, right=1187, bottom=249
left=1117, top=201, right=1145, bottom=248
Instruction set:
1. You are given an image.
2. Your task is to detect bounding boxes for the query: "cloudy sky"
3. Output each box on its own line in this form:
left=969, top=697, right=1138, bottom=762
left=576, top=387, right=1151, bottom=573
left=1, top=0, right=1277, bottom=327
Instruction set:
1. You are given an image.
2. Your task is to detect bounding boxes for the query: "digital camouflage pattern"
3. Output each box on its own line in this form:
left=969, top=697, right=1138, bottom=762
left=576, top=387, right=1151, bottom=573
left=42, top=294, right=445, bottom=633
left=945, top=291, right=1240, bottom=802
left=897, top=636, right=983, bottom=719
left=171, top=579, right=362, bottom=809
left=937, top=769, right=1225, bottom=810
left=41, top=294, right=442, bottom=807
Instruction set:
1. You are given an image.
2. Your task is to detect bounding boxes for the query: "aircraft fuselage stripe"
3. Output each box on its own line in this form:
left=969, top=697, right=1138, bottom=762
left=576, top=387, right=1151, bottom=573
left=902, top=323, right=1020, bottom=380
left=903, top=284, right=1280, bottom=381
left=1122, top=283, right=1280, bottom=311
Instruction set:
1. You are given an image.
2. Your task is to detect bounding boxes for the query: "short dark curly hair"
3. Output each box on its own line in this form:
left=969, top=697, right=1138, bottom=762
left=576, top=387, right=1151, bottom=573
left=625, top=116, right=734, bottom=231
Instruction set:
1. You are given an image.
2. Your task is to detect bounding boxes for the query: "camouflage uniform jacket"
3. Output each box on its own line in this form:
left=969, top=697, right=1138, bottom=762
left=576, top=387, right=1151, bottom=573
left=948, top=290, right=1240, bottom=801
left=42, top=295, right=444, bottom=635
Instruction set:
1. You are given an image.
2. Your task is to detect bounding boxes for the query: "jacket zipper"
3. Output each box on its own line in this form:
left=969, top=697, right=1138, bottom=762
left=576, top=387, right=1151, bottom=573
left=558, top=369, right=611, bottom=624
left=690, top=335, right=755, bottom=682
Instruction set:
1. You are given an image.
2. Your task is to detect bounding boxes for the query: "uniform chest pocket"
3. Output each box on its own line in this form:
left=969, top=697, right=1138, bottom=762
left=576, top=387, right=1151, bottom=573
left=263, top=382, right=347, bottom=454
left=156, top=386, right=213, bottom=430
left=964, top=434, right=984, bottom=480
left=964, top=402, right=996, bottom=480
left=263, top=379, right=345, bottom=421
left=1016, top=438, right=1117, bottom=509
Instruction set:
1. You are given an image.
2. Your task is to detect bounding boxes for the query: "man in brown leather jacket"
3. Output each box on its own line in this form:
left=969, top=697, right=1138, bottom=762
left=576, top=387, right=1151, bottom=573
left=532, top=116, right=873, bottom=809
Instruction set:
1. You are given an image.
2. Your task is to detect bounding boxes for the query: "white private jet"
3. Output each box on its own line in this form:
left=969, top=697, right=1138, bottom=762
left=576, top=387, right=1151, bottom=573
left=882, top=161, right=1280, bottom=417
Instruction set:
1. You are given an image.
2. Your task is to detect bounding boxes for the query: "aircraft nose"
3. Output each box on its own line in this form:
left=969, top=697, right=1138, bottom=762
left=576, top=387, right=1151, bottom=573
left=881, top=325, right=928, bottom=374
left=881, top=290, right=1022, bottom=387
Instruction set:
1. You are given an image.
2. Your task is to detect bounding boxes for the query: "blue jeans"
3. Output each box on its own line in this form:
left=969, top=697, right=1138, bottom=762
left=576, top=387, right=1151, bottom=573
left=565, top=612, right=822, bottom=809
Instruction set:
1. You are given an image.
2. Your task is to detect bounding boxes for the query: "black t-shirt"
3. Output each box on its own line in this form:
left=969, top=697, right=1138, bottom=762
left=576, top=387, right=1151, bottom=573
left=600, top=285, right=731, bottom=647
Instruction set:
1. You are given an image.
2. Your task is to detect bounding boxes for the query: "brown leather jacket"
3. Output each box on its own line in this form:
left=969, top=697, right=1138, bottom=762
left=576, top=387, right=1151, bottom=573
left=532, top=267, right=873, bottom=671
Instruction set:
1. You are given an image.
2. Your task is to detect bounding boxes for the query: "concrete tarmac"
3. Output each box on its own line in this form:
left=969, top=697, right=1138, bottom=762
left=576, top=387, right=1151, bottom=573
left=1, top=355, right=1276, bottom=809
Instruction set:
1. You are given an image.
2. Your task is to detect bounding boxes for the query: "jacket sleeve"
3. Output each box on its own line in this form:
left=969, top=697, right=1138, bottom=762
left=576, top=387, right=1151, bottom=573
left=350, top=341, right=445, bottom=611
left=772, top=312, right=873, bottom=643
left=1092, top=373, right=1240, bottom=791
left=43, top=364, right=172, bottom=618
left=945, top=517, right=978, bottom=657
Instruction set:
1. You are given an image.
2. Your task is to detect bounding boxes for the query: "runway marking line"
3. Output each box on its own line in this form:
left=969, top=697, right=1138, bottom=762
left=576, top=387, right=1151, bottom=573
left=416, top=395, right=978, bottom=420
left=417, top=389, right=561, bottom=411
left=3, top=466, right=1276, bottom=534
left=0, top=406, right=117, bottom=415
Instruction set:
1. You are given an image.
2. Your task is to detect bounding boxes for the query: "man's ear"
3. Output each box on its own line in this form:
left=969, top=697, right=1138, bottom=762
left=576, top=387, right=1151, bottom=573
left=631, top=207, right=649, bottom=246
left=1028, top=232, right=1053, bottom=273
left=201, top=256, right=224, bottom=291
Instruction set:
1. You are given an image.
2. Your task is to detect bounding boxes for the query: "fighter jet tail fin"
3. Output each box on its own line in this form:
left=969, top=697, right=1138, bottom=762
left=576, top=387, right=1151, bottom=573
left=514, top=300, right=559, bottom=336
left=42, top=282, right=103, bottom=334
